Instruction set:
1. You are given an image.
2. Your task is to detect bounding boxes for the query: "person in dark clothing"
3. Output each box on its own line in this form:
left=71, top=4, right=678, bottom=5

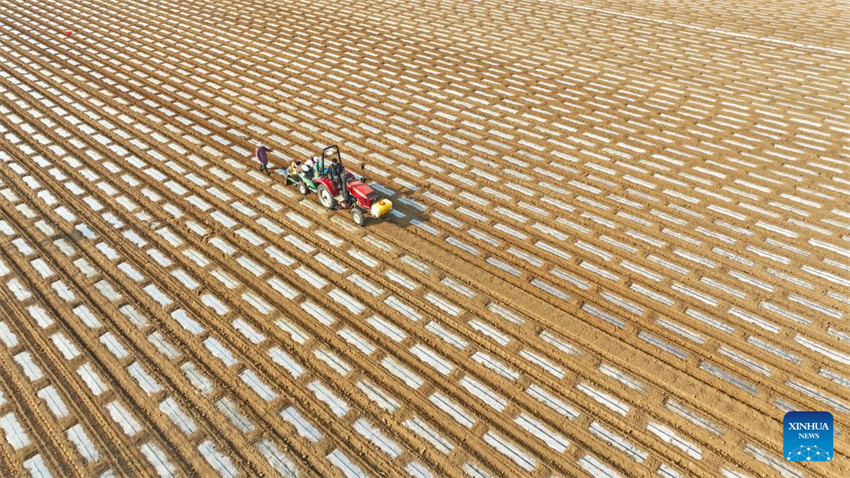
left=255, top=142, right=272, bottom=174
left=326, top=157, right=341, bottom=185
left=327, top=157, right=351, bottom=204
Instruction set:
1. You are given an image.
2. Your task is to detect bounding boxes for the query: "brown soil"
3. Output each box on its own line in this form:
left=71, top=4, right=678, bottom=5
left=0, top=0, right=848, bottom=477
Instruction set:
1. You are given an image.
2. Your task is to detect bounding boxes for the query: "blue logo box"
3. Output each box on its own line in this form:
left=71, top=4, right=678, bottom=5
left=784, top=411, right=833, bottom=462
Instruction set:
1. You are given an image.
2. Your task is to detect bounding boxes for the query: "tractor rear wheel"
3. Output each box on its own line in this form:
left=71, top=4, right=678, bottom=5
left=298, top=181, right=309, bottom=195
left=351, top=208, right=366, bottom=226
left=318, top=185, right=336, bottom=209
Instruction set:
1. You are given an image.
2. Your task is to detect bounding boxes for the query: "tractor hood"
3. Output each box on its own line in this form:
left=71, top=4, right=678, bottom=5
left=349, top=181, right=392, bottom=218
left=348, top=181, right=374, bottom=199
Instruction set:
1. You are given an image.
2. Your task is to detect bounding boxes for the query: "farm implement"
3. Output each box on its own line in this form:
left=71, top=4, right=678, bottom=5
left=284, top=145, right=393, bottom=226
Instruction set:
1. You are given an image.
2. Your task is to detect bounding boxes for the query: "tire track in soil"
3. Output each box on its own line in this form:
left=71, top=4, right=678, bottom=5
left=0, top=333, right=78, bottom=476
left=0, top=367, right=22, bottom=475
left=0, top=147, right=225, bottom=477
left=0, top=165, right=187, bottom=478
left=0, top=248, right=151, bottom=478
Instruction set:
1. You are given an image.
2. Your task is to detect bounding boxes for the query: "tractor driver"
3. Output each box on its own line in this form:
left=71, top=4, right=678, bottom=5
left=327, top=157, right=344, bottom=185
left=327, top=157, right=352, bottom=203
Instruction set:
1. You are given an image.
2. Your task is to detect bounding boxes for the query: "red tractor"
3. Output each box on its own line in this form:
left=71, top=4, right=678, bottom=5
left=286, top=145, right=393, bottom=226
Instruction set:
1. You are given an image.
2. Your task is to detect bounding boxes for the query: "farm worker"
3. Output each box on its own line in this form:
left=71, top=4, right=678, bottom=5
left=288, top=160, right=302, bottom=175
left=301, top=157, right=315, bottom=174
left=327, top=157, right=340, bottom=182
left=327, top=156, right=344, bottom=179
left=255, top=141, right=272, bottom=174
left=327, top=157, right=351, bottom=203
left=292, top=157, right=315, bottom=179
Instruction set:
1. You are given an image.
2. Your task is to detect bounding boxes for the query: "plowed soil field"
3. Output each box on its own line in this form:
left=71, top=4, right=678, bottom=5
left=1, top=0, right=849, bottom=477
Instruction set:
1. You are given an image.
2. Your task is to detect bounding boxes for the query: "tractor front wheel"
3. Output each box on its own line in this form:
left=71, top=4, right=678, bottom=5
left=351, top=208, right=366, bottom=226
left=298, top=181, right=309, bottom=196
left=318, top=185, right=336, bottom=209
